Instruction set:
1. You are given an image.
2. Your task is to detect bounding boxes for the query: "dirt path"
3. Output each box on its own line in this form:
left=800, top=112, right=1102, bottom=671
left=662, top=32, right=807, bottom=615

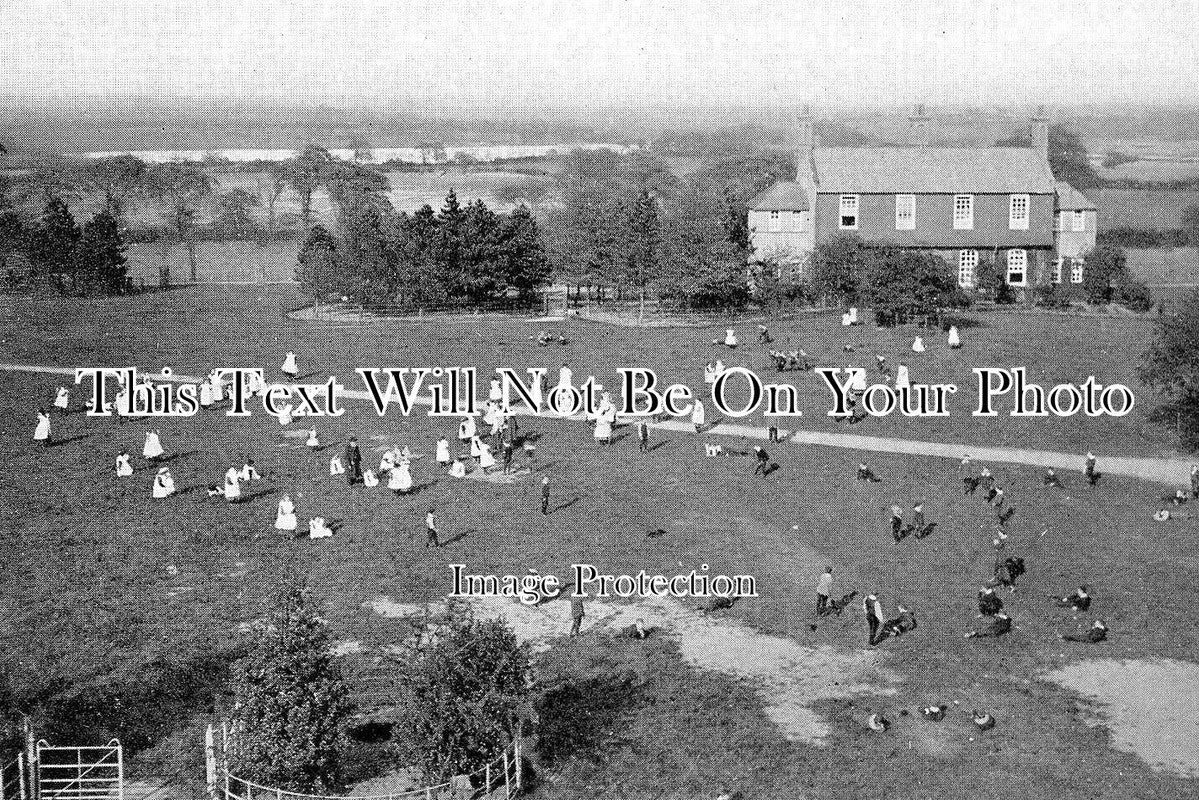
left=4, top=362, right=1192, bottom=485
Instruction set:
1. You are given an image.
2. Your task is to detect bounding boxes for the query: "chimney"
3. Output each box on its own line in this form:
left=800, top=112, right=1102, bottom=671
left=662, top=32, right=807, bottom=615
left=908, top=103, right=931, bottom=147
left=1030, top=105, right=1049, bottom=159
left=796, top=105, right=814, bottom=181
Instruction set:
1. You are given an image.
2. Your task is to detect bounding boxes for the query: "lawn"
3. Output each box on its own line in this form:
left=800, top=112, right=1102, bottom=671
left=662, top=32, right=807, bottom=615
left=0, top=287, right=1196, bottom=800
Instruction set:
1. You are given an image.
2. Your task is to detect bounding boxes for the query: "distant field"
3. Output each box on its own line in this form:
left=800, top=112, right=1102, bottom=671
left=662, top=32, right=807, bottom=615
left=1093, top=188, right=1199, bottom=231
left=124, top=240, right=299, bottom=286
left=1095, top=159, right=1199, bottom=183
left=1124, top=248, right=1199, bottom=286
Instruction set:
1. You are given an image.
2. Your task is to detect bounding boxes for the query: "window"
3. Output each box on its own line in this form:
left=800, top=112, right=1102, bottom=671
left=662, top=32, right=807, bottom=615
left=1006, top=249, right=1027, bottom=286
left=1009, top=194, right=1029, bottom=230
left=1070, top=258, right=1084, bottom=283
left=839, top=195, right=858, bottom=229
left=1052, top=257, right=1063, bottom=284
left=769, top=210, right=781, bottom=232
left=1072, top=210, right=1086, bottom=232
left=953, top=194, right=974, bottom=230
left=958, top=249, right=978, bottom=288
left=895, top=194, right=915, bottom=230
left=1055, top=212, right=1066, bottom=232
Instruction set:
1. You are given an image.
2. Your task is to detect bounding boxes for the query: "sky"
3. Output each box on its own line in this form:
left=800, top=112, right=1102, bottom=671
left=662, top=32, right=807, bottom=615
left=2, top=0, right=1197, bottom=110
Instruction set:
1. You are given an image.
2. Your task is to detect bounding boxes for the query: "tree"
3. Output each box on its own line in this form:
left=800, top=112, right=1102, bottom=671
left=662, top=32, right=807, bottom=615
left=393, top=602, right=530, bottom=784
left=286, top=146, right=335, bottom=226
left=1080, top=244, right=1127, bottom=305
left=624, top=190, right=660, bottom=323
left=1140, top=287, right=1199, bottom=450
left=145, top=162, right=213, bottom=283
left=811, top=234, right=873, bottom=306
left=0, top=209, right=25, bottom=286
left=866, top=247, right=961, bottom=327
left=496, top=204, right=550, bottom=297
left=74, top=155, right=148, bottom=223
left=229, top=583, right=352, bottom=794
left=25, top=195, right=80, bottom=289
left=76, top=211, right=127, bottom=294
left=995, top=124, right=1101, bottom=189
left=214, top=189, right=260, bottom=239
left=257, top=163, right=289, bottom=241
left=295, top=225, right=340, bottom=312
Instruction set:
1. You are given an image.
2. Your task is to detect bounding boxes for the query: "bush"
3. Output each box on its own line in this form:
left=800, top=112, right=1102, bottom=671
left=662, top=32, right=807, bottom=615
left=1115, top=278, right=1153, bottom=312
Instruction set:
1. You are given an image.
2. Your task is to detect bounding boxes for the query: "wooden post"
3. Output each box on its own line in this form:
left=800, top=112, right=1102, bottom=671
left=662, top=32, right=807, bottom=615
left=205, top=725, right=217, bottom=800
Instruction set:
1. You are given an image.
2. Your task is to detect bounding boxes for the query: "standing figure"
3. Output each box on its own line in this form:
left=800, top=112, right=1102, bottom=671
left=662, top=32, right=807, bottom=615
left=691, top=399, right=706, bottom=433
left=753, top=446, right=770, bottom=476
left=344, top=437, right=362, bottom=484
left=281, top=351, right=299, bottom=378
left=458, top=416, right=477, bottom=446
left=816, top=567, right=833, bottom=615
left=329, top=454, right=346, bottom=476
left=275, top=495, right=297, bottom=532
left=947, top=326, right=961, bottom=349
left=435, top=437, right=451, bottom=466
left=53, top=387, right=70, bottom=413
left=425, top=508, right=440, bottom=548
left=33, top=408, right=51, bottom=446
left=637, top=419, right=650, bottom=452
left=390, top=460, right=413, bottom=495
left=306, top=429, right=319, bottom=450
left=889, top=504, right=905, bottom=541
left=570, top=594, right=585, bottom=636
left=143, top=429, right=165, bottom=461
left=1085, top=451, right=1099, bottom=486
left=863, top=594, right=885, bottom=646
left=115, top=450, right=133, bottom=477
left=894, top=363, right=910, bottom=391
left=277, top=403, right=294, bottom=426
left=223, top=466, right=242, bottom=503
left=1191, top=464, right=1199, bottom=499
left=540, top=476, right=551, bottom=515
left=723, top=328, right=738, bottom=348
left=478, top=441, right=497, bottom=473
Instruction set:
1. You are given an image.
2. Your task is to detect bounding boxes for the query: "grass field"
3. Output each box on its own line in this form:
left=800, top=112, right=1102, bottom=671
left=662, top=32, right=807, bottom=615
left=1, top=286, right=1197, bottom=800
left=1094, top=187, right=1199, bottom=231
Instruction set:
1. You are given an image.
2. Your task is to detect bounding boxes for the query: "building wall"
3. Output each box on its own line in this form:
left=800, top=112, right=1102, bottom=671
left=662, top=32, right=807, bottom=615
left=1054, top=209, right=1097, bottom=259
left=813, top=192, right=1055, bottom=250
left=748, top=209, right=814, bottom=264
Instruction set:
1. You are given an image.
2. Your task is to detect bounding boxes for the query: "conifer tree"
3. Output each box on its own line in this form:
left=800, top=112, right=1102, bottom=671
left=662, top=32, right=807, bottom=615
left=229, top=583, right=353, bottom=793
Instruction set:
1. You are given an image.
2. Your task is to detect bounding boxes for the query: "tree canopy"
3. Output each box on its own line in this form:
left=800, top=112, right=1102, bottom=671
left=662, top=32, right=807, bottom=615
left=1140, top=287, right=1199, bottom=450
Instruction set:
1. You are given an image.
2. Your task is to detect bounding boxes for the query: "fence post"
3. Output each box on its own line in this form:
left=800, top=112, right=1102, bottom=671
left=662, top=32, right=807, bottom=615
left=205, top=725, right=217, bottom=800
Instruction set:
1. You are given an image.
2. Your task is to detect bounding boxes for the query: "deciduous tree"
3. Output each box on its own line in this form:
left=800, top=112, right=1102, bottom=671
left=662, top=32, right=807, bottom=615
left=1140, top=287, right=1199, bottom=450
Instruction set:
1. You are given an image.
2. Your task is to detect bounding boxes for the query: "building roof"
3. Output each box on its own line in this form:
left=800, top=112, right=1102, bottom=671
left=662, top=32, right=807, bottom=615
left=810, top=147, right=1056, bottom=194
left=1054, top=181, right=1096, bottom=211
left=747, top=181, right=810, bottom=211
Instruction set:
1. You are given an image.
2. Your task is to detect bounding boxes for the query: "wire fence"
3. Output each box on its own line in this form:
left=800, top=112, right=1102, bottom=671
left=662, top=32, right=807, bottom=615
left=220, top=739, right=521, bottom=800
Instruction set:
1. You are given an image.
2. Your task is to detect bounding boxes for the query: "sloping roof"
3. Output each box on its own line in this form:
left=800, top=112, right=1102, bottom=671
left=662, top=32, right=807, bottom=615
left=748, top=181, right=810, bottom=211
left=810, top=147, right=1055, bottom=194
left=1055, top=181, right=1096, bottom=211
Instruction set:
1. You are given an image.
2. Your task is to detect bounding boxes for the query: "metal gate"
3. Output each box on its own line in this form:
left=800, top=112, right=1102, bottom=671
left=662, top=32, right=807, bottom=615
left=35, top=741, right=123, bottom=800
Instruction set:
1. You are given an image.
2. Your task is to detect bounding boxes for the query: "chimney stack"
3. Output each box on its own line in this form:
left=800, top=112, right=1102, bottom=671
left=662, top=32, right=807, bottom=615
left=1030, top=105, right=1050, bottom=159
left=908, top=103, right=931, bottom=147
left=796, top=105, right=814, bottom=181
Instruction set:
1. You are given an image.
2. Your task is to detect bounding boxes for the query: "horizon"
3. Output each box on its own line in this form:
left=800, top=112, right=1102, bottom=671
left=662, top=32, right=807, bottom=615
left=3, top=0, right=1198, bottom=109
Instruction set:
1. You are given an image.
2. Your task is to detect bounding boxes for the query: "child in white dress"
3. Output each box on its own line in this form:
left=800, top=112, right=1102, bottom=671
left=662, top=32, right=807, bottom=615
left=115, top=451, right=133, bottom=477
left=362, top=469, right=379, bottom=487
left=275, top=496, right=297, bottom=531
left=34, top=409, right=51, bottom=445
left=152, top=468, right=175, bottom=499
left=308, top=517, right=333, bottom=539
left=143, top=430, right=164, bottom=460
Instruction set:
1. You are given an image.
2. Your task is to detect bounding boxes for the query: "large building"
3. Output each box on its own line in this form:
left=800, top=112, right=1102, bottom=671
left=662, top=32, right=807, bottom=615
left=749, top=107, right=1096, bottom=291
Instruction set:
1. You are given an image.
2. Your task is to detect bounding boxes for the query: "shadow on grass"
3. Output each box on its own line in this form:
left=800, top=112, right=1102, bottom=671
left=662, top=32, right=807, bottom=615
left=536, top=669, right=644, bottom=767
left=45, top=433, right=92, bottom=447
